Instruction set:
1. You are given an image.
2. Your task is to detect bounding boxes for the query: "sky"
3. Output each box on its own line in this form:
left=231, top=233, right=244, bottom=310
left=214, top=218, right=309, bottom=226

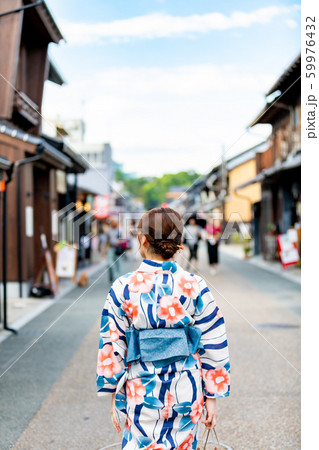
left=43, top=0, right=301, bottom=177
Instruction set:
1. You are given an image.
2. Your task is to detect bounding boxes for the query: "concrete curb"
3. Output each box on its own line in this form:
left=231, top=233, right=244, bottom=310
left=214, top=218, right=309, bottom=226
left=220, top=246, right=301, bottom=286
left=0, top=260, right=107, bottom=345
left=246, top=257, right=301, bottom=286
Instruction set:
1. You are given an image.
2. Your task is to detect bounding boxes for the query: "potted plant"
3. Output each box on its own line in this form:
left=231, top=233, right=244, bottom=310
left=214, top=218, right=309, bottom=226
left=264, top=223, right=277, bottom=260
left=243, top=239, right=251, bottom=259
left=267, top=223, right=276, bottom=236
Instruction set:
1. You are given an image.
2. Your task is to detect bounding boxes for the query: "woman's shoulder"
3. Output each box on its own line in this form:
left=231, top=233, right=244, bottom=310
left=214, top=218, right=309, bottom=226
left=109, top=271, right=134, bottom=292
left=110, top=269, right=156, bottom=291
left=178, top=267, right=207, bottom=288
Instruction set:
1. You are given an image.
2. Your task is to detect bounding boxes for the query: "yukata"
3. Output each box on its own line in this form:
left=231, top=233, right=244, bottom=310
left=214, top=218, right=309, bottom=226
left=97, top=259, right=230, bottom=450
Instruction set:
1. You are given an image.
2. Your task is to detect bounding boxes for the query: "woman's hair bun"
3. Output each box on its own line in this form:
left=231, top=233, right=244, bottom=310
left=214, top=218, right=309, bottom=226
left=137, top=207, right=183, bottom=259
left=153, top=240, right=179, bottom=259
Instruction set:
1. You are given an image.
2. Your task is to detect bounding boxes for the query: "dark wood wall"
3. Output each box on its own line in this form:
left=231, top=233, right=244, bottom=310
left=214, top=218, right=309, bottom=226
left=0, top=0, right=23, bottom=118
left=0, top=132, right=36, bottom=282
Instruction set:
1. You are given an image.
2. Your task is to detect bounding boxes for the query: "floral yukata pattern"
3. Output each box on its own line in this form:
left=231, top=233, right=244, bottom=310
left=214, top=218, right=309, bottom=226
left=97, top=259, right=230, bottom=449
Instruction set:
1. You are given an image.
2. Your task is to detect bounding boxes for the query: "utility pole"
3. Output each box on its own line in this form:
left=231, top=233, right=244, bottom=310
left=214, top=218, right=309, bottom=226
left=221, top=145, right=227, bottom=235
left=2, top=163, right=17, bottom=333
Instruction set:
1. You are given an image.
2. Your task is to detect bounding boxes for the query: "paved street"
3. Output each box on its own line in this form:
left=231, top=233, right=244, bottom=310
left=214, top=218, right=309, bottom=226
left=0, top=250, right=300, bottom=450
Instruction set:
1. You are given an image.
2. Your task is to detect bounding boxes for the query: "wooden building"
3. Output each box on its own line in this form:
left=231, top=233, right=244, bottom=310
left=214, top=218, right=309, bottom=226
left=172, top=55, right=301, bottom=260
left=225, top=143, right=266, bottom=225
left=237, top=54, right=301, bottom=259
left=0, top=1, right=88, bottom=298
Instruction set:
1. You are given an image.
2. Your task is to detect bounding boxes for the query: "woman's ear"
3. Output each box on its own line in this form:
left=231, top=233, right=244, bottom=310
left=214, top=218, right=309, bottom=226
left=137, top=234, right=149, bottom=258
left=137, top=234, right=148, bottom=248
left=141, top=235, right=148, bottom=247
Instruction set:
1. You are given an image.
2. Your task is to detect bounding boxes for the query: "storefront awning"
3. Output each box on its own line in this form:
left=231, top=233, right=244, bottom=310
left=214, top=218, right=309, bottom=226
left=0, top=156, right=12, bottom=171
left=263, top=152, right=301, bottom=177
left=37, top=141, right=73, bottom=169
left=48, top=58, right=65, bottom=86
left=42, top=135, right=89, bottom=173
left=234, top=173, right=265, bottom=191
left=0, top=122, right=73, bottom=169
left=234, top=153, right=301, bottom=191
left=189, top=199, right=222, bottom=213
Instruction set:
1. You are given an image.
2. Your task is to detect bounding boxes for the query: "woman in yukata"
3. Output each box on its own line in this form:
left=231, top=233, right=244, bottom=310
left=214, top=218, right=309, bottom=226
left=97, top=207, right=230, bottom=449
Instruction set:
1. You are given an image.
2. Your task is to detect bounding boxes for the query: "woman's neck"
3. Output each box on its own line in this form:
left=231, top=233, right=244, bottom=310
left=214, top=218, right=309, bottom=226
left=143, top=254, right=171, bottom=262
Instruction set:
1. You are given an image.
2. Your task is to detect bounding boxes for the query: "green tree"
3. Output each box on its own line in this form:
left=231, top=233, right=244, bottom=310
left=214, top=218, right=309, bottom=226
left=117, top=169, right=200, bottom=209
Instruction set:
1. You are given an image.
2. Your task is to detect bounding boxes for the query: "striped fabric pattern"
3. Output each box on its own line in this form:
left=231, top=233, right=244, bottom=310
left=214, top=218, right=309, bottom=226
left=97, top=259, right=230, bottom=449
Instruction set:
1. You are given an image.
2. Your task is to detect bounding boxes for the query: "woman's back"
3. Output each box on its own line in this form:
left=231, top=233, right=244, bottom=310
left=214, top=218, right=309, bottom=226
left=97, top=259, right=230, bottom=449
left=97, top=208, right=230, bottom=449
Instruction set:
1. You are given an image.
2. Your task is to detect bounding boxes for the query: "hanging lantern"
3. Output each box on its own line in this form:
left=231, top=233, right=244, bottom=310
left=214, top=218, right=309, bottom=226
left=84, top=202, right=91, bottom=212
left=76, top=200, right=83, bottom=211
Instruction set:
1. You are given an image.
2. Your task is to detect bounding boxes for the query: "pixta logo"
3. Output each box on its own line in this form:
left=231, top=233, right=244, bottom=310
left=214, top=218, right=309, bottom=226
left=52, top=203, right=97, bottom=247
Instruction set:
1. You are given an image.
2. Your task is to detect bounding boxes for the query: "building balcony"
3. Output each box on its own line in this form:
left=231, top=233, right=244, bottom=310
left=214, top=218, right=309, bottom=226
left=13, top=91, right=40, bottom=130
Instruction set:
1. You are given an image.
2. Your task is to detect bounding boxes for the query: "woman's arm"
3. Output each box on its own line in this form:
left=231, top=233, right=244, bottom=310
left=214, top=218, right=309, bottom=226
left=97, top=279, right=129, bottom=426
left=111, top=393, right=121, bottom=433
left=202, top=398, right=218, bottom=429
left=194, top=278, right=230, bottom=407
left=97, top=280, right=129, bottom=432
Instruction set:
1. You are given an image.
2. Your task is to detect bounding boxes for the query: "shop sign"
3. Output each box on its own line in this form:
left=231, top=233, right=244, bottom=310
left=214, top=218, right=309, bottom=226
left=277, top=233, right=300, bottom=268
left=94, top=195, right=109, bottom=219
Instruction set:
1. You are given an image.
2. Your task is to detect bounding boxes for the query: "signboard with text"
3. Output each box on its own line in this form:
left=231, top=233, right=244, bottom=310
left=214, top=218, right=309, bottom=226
left=277, top=234, right=300, bottom=269
left=55, top=244, right=77, bottom=282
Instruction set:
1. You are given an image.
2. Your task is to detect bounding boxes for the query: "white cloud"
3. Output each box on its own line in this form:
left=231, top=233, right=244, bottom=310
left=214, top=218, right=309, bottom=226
left=61, top=5, right=298, bottom=44
left=286, top=18, right=298, bottom=28
left=43, top=63, right=273, bottom=176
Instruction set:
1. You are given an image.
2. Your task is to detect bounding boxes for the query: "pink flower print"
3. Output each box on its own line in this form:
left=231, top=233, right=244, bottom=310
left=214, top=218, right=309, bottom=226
left=125, top=415, right=132, bottom=431
left=191, top=352, right=203, bottom=378
left=190, top=394, right=204, bottom=423
left=216, top=309, right=223, bottom=319
left=122, top=300, right=139, bottom=322
left=157, top=295, right=185, bottom=325
left=109, top=319, right=120, bottom=342
left=205, top=367, right=230, bottom=395
left=128, top=272, right=154, bottom=293
left=126, top=378, right=146, bottom=406
left=178, top=434, right=194, bottom=450
left=145, top=444, right=167, bottom=450
left=178, top=275, right=200, bottom=298
left=162, top=390, right=175, bottom=419
left=97, top=345, right=122, bottom=379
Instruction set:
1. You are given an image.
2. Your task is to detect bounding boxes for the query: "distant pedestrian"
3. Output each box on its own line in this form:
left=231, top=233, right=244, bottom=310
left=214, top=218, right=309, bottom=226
left=98, top=224, right=108, bottom=256
left=128, top=219, right=141, bottom=261
left=205, top=218, right=222, bottom=275
left=184, top=217, right=202, bottom=270
left=106, top=219, right=123, bottom=282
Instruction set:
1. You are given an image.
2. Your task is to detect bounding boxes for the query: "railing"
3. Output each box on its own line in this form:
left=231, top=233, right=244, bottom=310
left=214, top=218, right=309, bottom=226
left=13, top=91, right=39, bottom=127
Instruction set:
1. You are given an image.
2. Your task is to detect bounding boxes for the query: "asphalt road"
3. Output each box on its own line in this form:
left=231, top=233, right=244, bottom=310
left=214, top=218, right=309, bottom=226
left=0, top=261, right=116, bottom=449
left=0, top=251, right=300, bottom=449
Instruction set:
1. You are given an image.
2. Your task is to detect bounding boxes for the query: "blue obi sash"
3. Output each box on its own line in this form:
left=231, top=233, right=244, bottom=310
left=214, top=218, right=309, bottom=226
left=125, top=326, right=204, bottom=367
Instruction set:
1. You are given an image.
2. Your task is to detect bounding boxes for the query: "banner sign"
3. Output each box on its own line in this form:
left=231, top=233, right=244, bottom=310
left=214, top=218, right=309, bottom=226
left=94, top=195, right=109, bottom=219
left=277, top=233, right=300, bottom=268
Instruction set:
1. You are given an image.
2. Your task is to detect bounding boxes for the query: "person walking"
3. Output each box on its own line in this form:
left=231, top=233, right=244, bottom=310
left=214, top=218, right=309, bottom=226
left=97, top=207, right=230, bottom=449
left=184, top=217, right=202, bottom=271
left=106, top=219, right=123, bottom=283
left=128, top=219, right=141, bottom=262
left=98, top=224, right=108, bottom=257
left=205, top=218, right=222, bottom=275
